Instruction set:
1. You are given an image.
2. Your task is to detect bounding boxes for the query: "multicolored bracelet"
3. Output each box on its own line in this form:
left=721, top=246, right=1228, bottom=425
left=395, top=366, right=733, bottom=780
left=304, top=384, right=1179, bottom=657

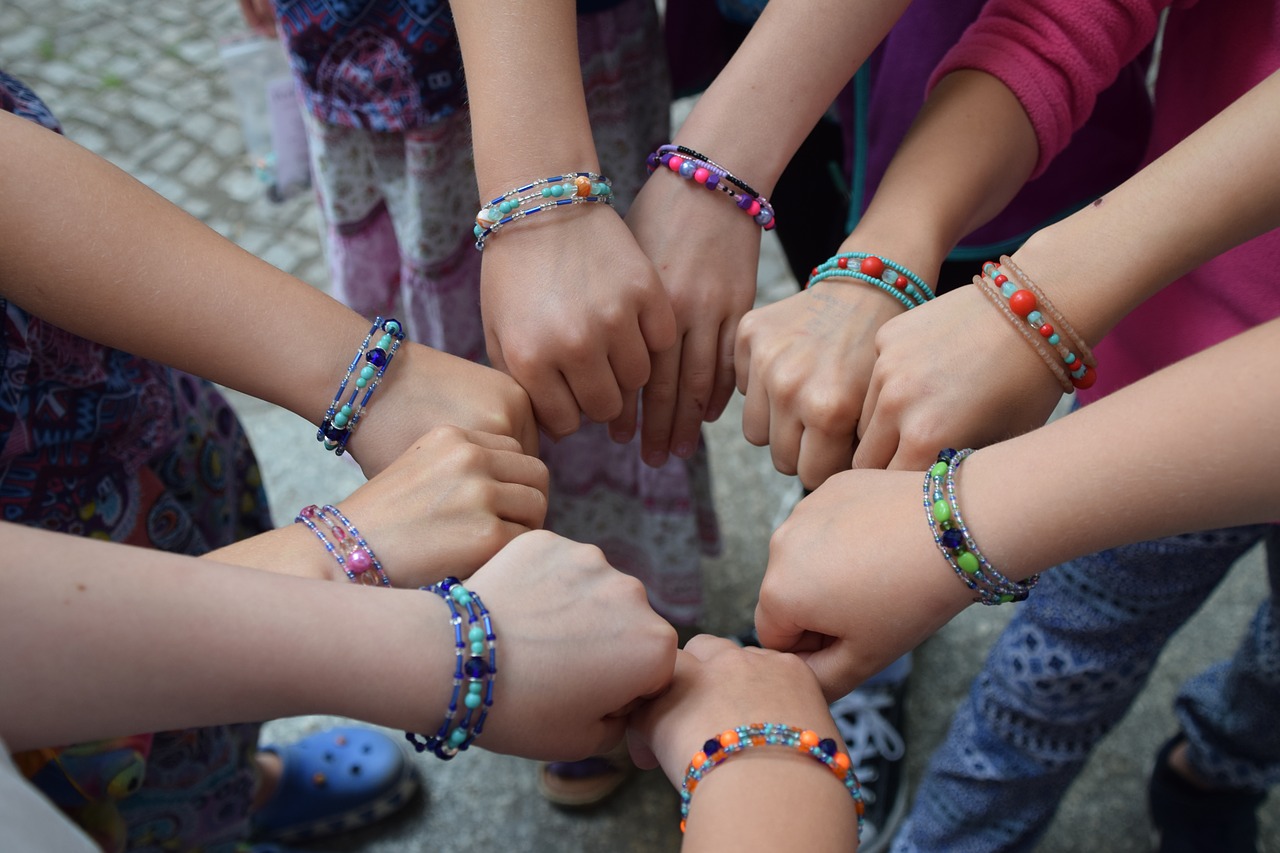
left=406, top=577, right=496, bottom=760
left=295, top=504, right=391, bottom=586
left=977, top=256, right=1097, bottom=392
left=680, top=723, right=864, bottom=837
left=472, top=172, right=614, bottom=251
left=806, top=252, right=935, bottom=311
left=645, top=144, right=776, bottom=230
left=318, top=317, right=406, bottom=456
left=923, top=448, right=1038, bottom=605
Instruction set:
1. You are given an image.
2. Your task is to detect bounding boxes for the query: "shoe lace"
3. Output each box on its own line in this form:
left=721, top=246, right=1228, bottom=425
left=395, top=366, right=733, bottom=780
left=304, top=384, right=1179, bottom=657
left=829, top=688, right=906, bottom=779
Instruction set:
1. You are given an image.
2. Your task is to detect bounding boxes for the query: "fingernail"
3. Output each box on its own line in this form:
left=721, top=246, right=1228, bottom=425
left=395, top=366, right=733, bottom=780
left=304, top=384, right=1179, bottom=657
left=674, top=442, right=693, bottom=459
left=644, top=450, right=667, bottom=468
left=611, top=430, right=635, bottom=444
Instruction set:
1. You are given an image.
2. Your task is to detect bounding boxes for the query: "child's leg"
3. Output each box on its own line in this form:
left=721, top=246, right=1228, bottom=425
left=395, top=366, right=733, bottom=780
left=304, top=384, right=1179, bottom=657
left=1174, top=527, right=1280, bottom=791
left=893, top=525, right=1270, bottom=853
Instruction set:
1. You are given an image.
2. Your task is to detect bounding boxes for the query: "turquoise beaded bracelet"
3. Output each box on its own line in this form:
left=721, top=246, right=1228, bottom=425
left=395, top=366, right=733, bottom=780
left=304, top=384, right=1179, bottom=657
left=318, top=317, right=405, bottom=456
left=680, top=723, right=864, bottom=837
left=473, top=172, right=614, bottom=251
left=806, top=252, right=935, bottom=310
left=406, top=577, right=496, bottom=760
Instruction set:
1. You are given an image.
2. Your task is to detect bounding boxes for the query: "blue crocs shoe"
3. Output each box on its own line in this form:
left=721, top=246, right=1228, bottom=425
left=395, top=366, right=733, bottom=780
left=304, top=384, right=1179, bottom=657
left=250, top=726, right=419, bottom=844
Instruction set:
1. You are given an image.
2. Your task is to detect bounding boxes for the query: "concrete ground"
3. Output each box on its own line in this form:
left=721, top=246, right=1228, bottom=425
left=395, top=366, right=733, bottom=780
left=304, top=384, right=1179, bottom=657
left=2, top=1, right=1274, bottom=850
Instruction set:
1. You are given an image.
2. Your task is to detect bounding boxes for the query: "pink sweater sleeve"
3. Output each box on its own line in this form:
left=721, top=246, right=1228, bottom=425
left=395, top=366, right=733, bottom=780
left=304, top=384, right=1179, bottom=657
left=927, top=0, right=1170, bottom=177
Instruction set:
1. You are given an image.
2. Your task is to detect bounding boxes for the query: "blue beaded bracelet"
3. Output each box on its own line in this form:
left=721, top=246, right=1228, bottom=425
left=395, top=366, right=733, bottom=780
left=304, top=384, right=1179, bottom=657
left=680, top=723, right=863, bottom=838
left=318, top=317, right=405, bottom=456
left=406, top=577, right=496, bottom=760
left=806, top=252, right=935, bottom=310
left=473, top=172, right=614, bottom=251
left=923, top=448, right=1038, bottom=605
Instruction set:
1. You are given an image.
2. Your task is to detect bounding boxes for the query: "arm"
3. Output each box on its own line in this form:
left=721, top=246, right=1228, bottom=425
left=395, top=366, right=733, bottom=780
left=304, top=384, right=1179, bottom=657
left=854, top=65, right=1280, bottom=469
left=449, top=0, right=676, bottom=440
left=629, top=636, right=859, bottom=852
left=0, top=526, right=675, bottom=759
left=207, top=426, right=548, bottom=586
left=0, top=110, right=540, bottom=470
left=736, top=0, right=1168, bottom=482
left=627, top=0, right=913, bottom=467
left=755, top=313, right=1280, bottom=697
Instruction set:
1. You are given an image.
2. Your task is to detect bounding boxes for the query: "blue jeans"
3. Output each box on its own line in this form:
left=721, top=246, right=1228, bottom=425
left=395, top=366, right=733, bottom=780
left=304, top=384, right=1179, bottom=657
left=893, top=525, right=1279, bottom=852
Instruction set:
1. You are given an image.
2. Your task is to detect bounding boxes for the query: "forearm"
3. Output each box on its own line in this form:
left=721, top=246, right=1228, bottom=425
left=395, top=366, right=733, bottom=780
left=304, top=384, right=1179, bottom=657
left=962, top=317, right=1280, bottom=581
left=450, top=1, right=598, bottom=196
left=1009, top=68, right=1280, bottom=344
left=0, top=111, right=387, bottom=431
left=675, top=0, right=911, bottom=193
left=845, top=70, right=1038, bottom=269
left=0, top=523, right=451, bottom=750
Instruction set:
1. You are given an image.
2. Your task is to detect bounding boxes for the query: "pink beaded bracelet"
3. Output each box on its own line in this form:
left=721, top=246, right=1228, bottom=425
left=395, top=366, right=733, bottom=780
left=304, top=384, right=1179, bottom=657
left=295, top=504, right=390, bottom=586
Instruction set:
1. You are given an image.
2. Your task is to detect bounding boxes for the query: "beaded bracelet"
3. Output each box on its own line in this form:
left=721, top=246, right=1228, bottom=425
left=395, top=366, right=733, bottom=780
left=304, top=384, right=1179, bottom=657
left=405, top=577, right=496, bottom=760
left=294, top=504, right=391, bottom=586
left=977, top=257, right=1097, bottom=391
left=318, top=317, right=406, bottom=456
left=645, top=144, right=776, bottom=230
left=680, top=723, right=864, bottom=837
left=472, top=172, right=614, bottom=251
left=806, top=252, right=936, bottom=311
left=923, top=448, right=1038, bottom=605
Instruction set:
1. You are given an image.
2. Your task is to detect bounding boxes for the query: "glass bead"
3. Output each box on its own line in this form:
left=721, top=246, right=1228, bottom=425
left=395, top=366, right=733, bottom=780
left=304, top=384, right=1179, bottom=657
left=932, top=500, right=951, bottom=523
left=550, top=184, right=564, bottom=197
left=469, top=625, right=485, bottom=643
left=464, top=657, right=490, bottom=679
left=1048, top=334, right=1061, bottom=346
left=956, top=551, right=980, bottom=574
left=1001, top=282, right=1018, bottom=298
left=465, top=693, right=482, bottom=710
left=366, top=348, right=388, bottom=368
left=930, top=461, right=948, bottom=478
left=941, top=529, right=964, bottom=550
left=470, top=642, right=485, bottom=656
left=360, top=365, right=376, bottom=379
left=818, top=738, right=838, bottom=756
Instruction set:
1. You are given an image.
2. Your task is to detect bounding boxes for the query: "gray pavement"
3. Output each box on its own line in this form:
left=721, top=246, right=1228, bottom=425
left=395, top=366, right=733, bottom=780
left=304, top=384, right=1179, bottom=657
left=2, top=1, right=1274, bottom=850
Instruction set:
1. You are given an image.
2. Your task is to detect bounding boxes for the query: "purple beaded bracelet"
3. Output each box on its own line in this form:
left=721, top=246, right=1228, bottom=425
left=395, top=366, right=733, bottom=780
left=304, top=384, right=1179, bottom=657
left=645, top=144, right=776, bottom=230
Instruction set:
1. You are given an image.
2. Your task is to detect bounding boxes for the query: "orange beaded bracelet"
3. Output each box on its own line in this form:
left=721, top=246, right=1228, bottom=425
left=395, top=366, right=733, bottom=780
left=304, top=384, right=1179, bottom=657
left=679, top=723, right=864, bottom=837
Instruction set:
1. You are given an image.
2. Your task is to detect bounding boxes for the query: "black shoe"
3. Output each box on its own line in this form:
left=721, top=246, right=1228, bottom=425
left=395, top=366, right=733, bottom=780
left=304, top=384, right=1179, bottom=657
left=829, top=679, right=908, bottom=853
left=1149, top=733, right=1265, bottom=853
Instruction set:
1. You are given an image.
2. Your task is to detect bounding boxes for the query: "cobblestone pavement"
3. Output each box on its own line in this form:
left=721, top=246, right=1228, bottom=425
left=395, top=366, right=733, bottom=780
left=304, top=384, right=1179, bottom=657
left=2, top=1, right=1275, bottom=851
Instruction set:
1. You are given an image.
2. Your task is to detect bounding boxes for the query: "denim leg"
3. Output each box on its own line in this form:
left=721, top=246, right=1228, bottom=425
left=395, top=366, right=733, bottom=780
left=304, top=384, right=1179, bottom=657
left=893, top=525, right=1270, bottom=853
left=1176, top=528, right=1280, bottom=792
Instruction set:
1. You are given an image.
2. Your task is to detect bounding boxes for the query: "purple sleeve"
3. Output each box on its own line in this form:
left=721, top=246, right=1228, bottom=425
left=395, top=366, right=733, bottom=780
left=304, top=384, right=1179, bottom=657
left=926, top=0, right=1170, bottom=177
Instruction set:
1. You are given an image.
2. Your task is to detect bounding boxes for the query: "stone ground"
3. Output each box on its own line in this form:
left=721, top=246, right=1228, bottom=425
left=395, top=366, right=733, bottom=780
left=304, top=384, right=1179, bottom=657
left=1, top=1, right=1274, bottom=850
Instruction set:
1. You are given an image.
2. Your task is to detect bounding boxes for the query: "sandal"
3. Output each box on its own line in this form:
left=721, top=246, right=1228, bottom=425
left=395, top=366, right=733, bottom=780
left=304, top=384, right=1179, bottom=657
left=250, top=726, right=419, bottom=843
left=536, top=741, right=635, bottom=808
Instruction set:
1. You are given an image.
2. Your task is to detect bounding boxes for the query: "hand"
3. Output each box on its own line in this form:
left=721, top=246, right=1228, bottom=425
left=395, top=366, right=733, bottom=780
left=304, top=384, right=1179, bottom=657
left=349, top=342, right=541, bottom=477
left=627, top=635, right=837, bottom=786
left=754, top=468, right=973, bottom=699
left=335, top=426, right=548, bottom=586
left=735, top=282, right=905, bottom=489
left=853, top=284, right=1065, bottom=470
left=467, top=530, right=678, bottom=759
left=479, top=207, right=676, bottom=440
left=236, top=0, right=276, bottom=37
left=627, top=173, right=760, bottom=465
